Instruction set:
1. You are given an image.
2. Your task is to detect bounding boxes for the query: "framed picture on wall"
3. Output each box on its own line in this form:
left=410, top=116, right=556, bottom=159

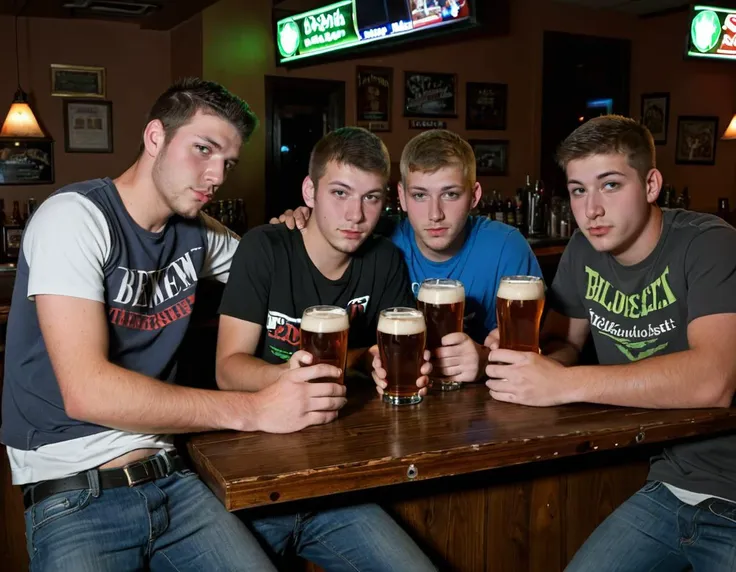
left=466, top=82, right=507, bottom=130
left=404, top=71, right=457, bottom=118
left=51, top=64, right=106, bottom=98
left=0, top=139, right=54, bottom=185
left=63, top=99, right=113, bottom=153
left=675, top=116, right=719, bottom=165
left=356, top=66, right=392, bottom=132
left=470, top=139, right=509, bottom=176
left=640, top=92, right=669, bottom=144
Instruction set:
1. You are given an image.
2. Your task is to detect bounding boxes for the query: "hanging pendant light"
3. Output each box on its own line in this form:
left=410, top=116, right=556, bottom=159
left=1, top=3, right=46, bottom=139
left=721, top=113, right=736, bottom=141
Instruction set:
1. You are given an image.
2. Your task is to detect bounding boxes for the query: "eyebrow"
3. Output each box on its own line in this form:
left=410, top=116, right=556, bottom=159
left=198, top=136, right=222, bottom=150
left=408, top=184, right=463, bottom=191
left=567, top=171, right=626, bottom=185
left=327, top=181, right=385, bottom=195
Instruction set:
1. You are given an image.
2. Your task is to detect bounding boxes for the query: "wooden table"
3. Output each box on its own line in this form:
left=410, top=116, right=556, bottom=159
left=188, top=381, right=736, bottom=571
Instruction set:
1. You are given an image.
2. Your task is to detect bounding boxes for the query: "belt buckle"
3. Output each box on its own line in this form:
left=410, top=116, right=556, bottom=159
left=122, top=461, right=154, bottom=487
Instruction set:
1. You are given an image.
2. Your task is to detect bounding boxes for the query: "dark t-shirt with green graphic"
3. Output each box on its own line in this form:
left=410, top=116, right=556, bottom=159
left=219, top=224, right=414, bottom=364
left=550, top=209, right=736, bottom=501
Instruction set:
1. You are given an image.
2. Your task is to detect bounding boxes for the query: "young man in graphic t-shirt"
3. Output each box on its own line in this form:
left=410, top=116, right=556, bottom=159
left=484, top=115, right=736, bottom=571
left=216, top=127, right=436, bottom=572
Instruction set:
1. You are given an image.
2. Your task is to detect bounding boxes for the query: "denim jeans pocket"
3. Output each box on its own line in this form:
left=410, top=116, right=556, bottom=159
left=636, top=480, right=663, bottom=495
left=174, top=468, right=198, bottom=479
left=30, top=488, right=92, bottom=531
left=708, top=500, right=736, bottom=525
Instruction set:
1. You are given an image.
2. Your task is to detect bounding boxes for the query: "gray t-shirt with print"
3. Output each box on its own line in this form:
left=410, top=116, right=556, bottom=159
left=550, top=209, right=736, bottom=501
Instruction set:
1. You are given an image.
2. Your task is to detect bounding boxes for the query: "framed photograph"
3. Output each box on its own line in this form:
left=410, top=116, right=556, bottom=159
left=0, top=139, right=54, bottom=185
left=51, top=64, right=105, bottom=98
left=641, top=92, right=669, bottom=144
left=675, top=116, right=719, bottom=165
left=356, top=66, right=392, bottom=132
left=63, top=100, right=113, bottom=153
left=470, top=139, right=509, bottom=176
left=466, top=82, right=507, bottom=130
left=404, top=71, right=457, bottom=118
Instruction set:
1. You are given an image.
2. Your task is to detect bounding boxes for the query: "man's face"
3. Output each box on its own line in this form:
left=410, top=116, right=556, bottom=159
left=398, top=164, right=481, bottom=261
left=303, top=160, right=386, bottom=254
left=151, top=110, right=242, bottom=219
left=566, top=153, right=660, bottom=258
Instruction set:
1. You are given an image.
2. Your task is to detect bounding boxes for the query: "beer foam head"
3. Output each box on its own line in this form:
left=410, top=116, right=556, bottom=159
left=377, top=308, right=425, bottom=336
left=418, top=280, right=465, bottom=305
left=497, top=277, right=545, bottom=301
left=301, top=308, right=349, bottom=333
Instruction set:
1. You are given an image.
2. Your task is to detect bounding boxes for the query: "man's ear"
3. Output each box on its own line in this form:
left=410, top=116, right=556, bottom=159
left=645, top=168, right=663, bottom=205
left=142, top=119, right=166, bottom=159
left=303, top=176, right=316, bottom=208
left=397, top=181, right=408, bottom=212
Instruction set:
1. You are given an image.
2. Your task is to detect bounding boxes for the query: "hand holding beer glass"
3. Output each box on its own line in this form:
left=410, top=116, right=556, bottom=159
left=495, top=276, right=545, bottom=353
left=299, top=306, right=349, bottom=384
left=417, top=278, right=466, bottom=391
left=377, top=307, right=427, bottom=405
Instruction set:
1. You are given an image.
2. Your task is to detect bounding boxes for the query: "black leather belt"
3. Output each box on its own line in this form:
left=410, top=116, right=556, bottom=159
left=23, top=453, right=187, bottom=509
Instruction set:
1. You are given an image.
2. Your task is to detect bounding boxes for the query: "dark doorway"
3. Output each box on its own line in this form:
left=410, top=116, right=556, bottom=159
left=265, top=76, right=345, bottom=221
left=540, top=32, right=631, bottom=195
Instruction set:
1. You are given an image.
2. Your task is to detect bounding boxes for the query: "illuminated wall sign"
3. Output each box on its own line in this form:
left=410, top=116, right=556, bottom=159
left=276, top=0, right=473, bottom=65
left=687, top=5, right=736, bottom=60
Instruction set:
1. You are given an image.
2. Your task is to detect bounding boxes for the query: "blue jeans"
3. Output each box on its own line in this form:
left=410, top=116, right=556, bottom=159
left=565, top=480, right=736, bottom=571
left=24, top=463, right=278, bottom=571
left=247, top=503, right=438, bottom=571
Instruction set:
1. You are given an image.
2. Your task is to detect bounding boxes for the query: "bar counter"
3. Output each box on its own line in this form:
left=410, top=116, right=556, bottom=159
left=187, top=380, right=736, bottom=571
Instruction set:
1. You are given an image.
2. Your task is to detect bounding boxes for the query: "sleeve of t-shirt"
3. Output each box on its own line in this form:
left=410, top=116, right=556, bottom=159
left=217, top=229, right=273, bottom=326
left=548, top=233, right=588, bottom=319
left=200, top=212, right=240, bottom=283
left=24, top=193, right=112, bottom=302
left=496, top=227, right=544, bottom=280
left=375, top=244, right=415, bottom=310
left=684, top=224, right=736, bottom=323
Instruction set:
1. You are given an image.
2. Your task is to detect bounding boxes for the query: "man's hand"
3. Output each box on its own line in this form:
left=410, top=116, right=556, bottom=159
left=250, top=351, right=347, bottom=433
left=485, top=348, right=575, bottom=407
left=433, top=332, right=488, bottom=382
left=483, top=328, right=500, bottom=350
left=268, top=207, right=311, bottom=230
left=369, top=345, right=432, bottom=397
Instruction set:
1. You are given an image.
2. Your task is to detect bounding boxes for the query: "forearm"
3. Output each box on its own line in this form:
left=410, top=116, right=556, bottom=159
left=217, top=353, right=287, bottom=391
left=64, top=362, right=258, bottom=434
left=543, top=339, right=581, bottom=366
left=567, top=349, right=734, bottom=408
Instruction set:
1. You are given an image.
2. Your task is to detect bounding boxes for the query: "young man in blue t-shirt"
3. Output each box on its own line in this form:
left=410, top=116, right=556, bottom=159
left=272, top=129, right=541, bottom=391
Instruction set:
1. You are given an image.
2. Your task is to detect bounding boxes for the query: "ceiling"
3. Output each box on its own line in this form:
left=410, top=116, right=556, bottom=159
left=553, top=0, right=736, bottom=16
left=0, top=0, right=221, bottom=30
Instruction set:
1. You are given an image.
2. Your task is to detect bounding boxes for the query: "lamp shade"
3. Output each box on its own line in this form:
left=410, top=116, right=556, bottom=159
left=722, top=113, right=736, bottom=141
left=0, top=89, right=45, bottom=138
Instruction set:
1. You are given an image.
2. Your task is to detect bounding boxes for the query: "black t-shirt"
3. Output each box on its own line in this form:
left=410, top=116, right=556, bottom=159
left=219, top=224, right=414, bottom=364
left=550, top=209, right=736, bottom=501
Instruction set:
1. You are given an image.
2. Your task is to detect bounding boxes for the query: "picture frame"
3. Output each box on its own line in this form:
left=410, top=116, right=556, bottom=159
left=404, top=71, right=457, bottom=118
left=640, top=92, right=669, bottom=144
left=51, top=64, right=106, bottom=98
left=466, top=82, right=507, bottom=130
left=0, top=139, right=55, bottom=185
left=63, top=99, right=113, bottom=153
left=470, top=139, right=509, bottom=176
left=675, top=115, right=719, bottom=165
left=356, top=66, right=392, bottom=132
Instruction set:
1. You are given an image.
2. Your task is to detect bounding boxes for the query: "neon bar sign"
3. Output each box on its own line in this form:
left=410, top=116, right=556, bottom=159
left=687, top=5, right=736, bottom=61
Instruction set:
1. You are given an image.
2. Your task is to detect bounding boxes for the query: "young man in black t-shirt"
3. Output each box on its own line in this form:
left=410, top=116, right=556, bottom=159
left=216, top=127, right=436, bottom=572
left=484, top=116, right=736, bottom=571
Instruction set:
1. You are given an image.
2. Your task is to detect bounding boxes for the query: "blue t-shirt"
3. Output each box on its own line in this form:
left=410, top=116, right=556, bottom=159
left=391, top=216, right=543, bottom=343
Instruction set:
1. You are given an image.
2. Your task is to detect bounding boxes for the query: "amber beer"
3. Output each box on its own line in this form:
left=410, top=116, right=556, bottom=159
left=417, top=278, right=465, bottom=391
left=496, top=276, right=545, bottom=353
left=300, top=306, right=349, bottom=384
left=377, top=307, right=426, bottom=405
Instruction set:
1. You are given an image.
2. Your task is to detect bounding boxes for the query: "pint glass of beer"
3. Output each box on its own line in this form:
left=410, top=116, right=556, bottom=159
left=417, top=278, right=465, bottom=391
left=300, top=305, right=349, bottom=384
left=496, top=276, right=545, bottom=353
left=377, top=307, right=426, bottom=405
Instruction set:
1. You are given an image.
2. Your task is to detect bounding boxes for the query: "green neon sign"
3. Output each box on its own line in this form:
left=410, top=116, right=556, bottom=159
left=687, top=5, right=736, bottom=60
left=276, top=0, right=360, bottom=63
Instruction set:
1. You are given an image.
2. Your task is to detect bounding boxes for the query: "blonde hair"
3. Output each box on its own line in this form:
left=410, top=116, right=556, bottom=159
left=400, top=130, right=476, bottom=187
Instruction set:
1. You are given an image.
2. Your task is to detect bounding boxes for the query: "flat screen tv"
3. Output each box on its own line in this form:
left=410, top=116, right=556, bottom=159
left=686, top=5, right=736, bottom=61
left=275, top=0, right=477, bottom=65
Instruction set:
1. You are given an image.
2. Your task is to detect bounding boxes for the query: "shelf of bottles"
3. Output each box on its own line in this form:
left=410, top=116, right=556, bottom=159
left=0, top=198, right=37, bottom=263
left=201, top=198, right=248, bottom=237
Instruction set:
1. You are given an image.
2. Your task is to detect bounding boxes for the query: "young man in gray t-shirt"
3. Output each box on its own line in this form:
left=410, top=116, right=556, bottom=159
left=485, top=115, right=736, bottom=571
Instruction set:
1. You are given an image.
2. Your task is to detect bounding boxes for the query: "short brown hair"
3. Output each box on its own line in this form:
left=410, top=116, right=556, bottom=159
left=308, top=127, right=390, bottom=186
left=400, top=130, right=476, bottom=187
left=556, top=115, right=655, bottom=181
left=142, top=77, right=258, bottom=151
